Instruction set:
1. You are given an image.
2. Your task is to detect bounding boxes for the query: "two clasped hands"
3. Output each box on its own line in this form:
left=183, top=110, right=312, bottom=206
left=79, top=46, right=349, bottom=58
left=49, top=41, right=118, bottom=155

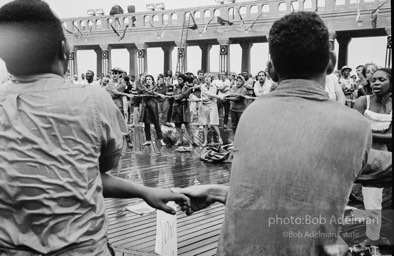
left=143, top=184, right=229, bottom=216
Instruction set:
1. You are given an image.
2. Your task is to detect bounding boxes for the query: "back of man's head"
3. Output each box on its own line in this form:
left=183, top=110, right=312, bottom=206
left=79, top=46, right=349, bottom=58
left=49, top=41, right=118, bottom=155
left=0, top=0, right=67, bottom=76
left=269, top=12, right=329, bottom=80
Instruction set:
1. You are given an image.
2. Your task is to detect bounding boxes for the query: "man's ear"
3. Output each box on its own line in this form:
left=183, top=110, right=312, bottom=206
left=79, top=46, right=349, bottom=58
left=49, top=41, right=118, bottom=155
left=60, top=40, right=70, bottom=74
left=60, top=40, right=70, bottom=61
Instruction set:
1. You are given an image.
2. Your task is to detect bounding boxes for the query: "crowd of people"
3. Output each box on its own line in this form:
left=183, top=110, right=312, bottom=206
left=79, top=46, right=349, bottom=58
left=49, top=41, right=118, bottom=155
left=67, top=65, right=281, bottom=147
left=0, top=0, right=391, bottom=255
left=65, top=52, right=386, bottom=150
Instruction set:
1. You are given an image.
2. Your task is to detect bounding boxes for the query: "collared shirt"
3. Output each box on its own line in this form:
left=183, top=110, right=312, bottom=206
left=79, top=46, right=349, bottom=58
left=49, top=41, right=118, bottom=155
left=0, top=74, right=126, bottom=254
left=218, top=79, right=372, bottom=256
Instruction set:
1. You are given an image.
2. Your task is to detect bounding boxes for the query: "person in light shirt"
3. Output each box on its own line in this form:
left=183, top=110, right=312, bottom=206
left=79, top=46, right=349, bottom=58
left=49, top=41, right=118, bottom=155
left=214, top=72, right=231, bottom=128
left=84, top=69, right=100, bottom=86
left=0, top=1, right=190, bottom=254
left=198, top=74, right=223, bottom=146
left=325, top=51, right=345, bottom=104
left=253, top=70, right=273, bottom=97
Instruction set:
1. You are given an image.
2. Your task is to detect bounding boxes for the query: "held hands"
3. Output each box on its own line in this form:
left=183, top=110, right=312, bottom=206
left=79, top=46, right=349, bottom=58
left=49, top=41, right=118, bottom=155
left=143, top=187, right=190, bottom=215
left=171, top=184, right=228, bottom=216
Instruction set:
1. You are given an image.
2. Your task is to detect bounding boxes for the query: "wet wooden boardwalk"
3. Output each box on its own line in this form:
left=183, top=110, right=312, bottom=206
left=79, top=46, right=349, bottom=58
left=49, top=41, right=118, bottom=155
left=106, top=124, right=392, bottom=256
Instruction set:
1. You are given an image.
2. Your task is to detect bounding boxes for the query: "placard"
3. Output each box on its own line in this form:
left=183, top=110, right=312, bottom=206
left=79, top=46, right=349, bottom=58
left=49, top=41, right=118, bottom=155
left=125, top=201, right=156, bottom=216
left=155, top=202, right=177, bottom=256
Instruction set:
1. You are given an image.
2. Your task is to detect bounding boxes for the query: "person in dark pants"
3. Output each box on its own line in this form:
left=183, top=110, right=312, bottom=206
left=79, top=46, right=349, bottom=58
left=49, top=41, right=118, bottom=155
left=164, top=74, right=175, bottom=126
left=227, top=75, right=248, bottom=135
left=138, top=74, right=166, bottom=146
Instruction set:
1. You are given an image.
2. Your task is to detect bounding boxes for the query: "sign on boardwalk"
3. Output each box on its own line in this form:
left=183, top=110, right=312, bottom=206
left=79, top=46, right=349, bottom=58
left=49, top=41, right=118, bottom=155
left=155, top=202, right=178, bottom=256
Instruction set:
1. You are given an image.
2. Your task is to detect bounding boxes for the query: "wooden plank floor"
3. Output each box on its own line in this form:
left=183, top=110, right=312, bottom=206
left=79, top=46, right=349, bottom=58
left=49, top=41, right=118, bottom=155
left=107, top=123, right=392, bottom=256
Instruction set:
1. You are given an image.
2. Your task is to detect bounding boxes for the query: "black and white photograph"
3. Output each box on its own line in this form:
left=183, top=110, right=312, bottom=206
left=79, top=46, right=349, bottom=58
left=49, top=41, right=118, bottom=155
left=0, top=0, right=392, bottom=255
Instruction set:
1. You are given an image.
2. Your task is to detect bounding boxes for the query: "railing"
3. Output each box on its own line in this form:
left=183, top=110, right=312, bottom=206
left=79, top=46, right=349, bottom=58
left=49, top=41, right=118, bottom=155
left=61, top=0, right=389, bottom=33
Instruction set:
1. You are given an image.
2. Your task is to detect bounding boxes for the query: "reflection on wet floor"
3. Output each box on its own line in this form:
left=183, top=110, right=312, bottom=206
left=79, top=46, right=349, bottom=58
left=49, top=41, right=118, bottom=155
left=107, top=149, right=231, bottom=255
left=111, top=150, right=231, bottom=189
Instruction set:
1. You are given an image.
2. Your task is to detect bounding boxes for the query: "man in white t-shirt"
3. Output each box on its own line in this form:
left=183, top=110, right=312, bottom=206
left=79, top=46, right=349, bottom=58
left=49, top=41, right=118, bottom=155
left=84, top=69, right=100, bottom=86
left=214, top=72, right=231, bottom=128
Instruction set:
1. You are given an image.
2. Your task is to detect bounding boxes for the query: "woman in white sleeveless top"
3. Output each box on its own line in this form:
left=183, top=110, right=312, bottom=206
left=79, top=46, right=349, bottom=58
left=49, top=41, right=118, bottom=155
left=353, top=68, right=392, bottom=246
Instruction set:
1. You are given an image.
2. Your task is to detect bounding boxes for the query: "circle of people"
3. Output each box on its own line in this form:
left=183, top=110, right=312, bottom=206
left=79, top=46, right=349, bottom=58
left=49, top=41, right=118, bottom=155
left=68, top=57, right=388, bottom=150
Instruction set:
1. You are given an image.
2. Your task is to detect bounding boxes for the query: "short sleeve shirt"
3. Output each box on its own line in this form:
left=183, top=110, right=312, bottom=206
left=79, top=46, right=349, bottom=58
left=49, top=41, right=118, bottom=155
left=0, top=74, right=126, bottom=254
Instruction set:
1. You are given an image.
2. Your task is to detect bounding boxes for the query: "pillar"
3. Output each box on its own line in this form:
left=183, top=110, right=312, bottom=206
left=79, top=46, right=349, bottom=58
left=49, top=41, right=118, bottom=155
left=100, top=44, right=111, bottom=76
left=67, top=50, right=76, bottom=76
left=199, top=44, right=212, bottom=73
left=337, top=36, right=351, bottom=70
left=162, top=45, right=174, bottom=74
left=240, top=42, right=253, bottom=73
left=175, top=46, right=187, bottom=73
left=385, top=35, right=392, bottom=68
left=218, top=38, right=231, bottom=74
left=127, top=47, right=138, bottom=76
left=94, top=48, right=103, bottom=77
left=136, top=43, right=148, bottom=75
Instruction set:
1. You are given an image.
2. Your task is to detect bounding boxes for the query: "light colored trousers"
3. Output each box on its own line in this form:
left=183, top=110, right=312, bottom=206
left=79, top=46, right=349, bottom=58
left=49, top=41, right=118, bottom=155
left=362, top=186, right=383, bottom=240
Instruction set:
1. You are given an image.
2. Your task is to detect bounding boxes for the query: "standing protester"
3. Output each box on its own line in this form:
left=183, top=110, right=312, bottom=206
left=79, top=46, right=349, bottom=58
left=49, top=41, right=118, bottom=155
left=84, top=69, right=100, bottom=86
left=242, top=70, right=255, bottom=106
left=138, top=74, right=166, bottom=146
left=198, top=75, right=223, bottom=146
left=353, top=68, right=392, bottom=247
left=176, top=11, right=380, bottom=255
left=164, top=71, right=175, bottom=127
left=215, top=72, right=231, bottom=128
left=227, top=75, right=249, bottom=135
left=172, top=74, right=196, bottom=146
left=325, top=51, right=346, bottom=104
left=358, top=63, right=378, bottom=98
left=156, top=74, right=168, bottom=125
left=0, top=1, right=190, bottom=254
left=339, top=66, right=357, bottom=107
left=253, top=70, right=273, bottom=97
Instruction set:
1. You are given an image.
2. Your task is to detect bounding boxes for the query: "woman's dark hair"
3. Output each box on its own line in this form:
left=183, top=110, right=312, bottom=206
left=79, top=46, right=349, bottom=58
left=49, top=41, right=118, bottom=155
left=269, top=12, right=329, bottom=80
left=177, top=74, right=187, bottom=86
left=0, top=0, right=67, bottom=76
left=145, top=74, right=155, bottom=84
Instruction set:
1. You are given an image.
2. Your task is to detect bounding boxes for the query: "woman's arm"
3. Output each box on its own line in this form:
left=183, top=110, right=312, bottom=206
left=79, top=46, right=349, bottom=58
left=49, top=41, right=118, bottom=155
left=353, top=96, right=367, bottom=115
left=173, top=86, right=192, bottom=100
left=372, top=133, right=392, bottom=143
